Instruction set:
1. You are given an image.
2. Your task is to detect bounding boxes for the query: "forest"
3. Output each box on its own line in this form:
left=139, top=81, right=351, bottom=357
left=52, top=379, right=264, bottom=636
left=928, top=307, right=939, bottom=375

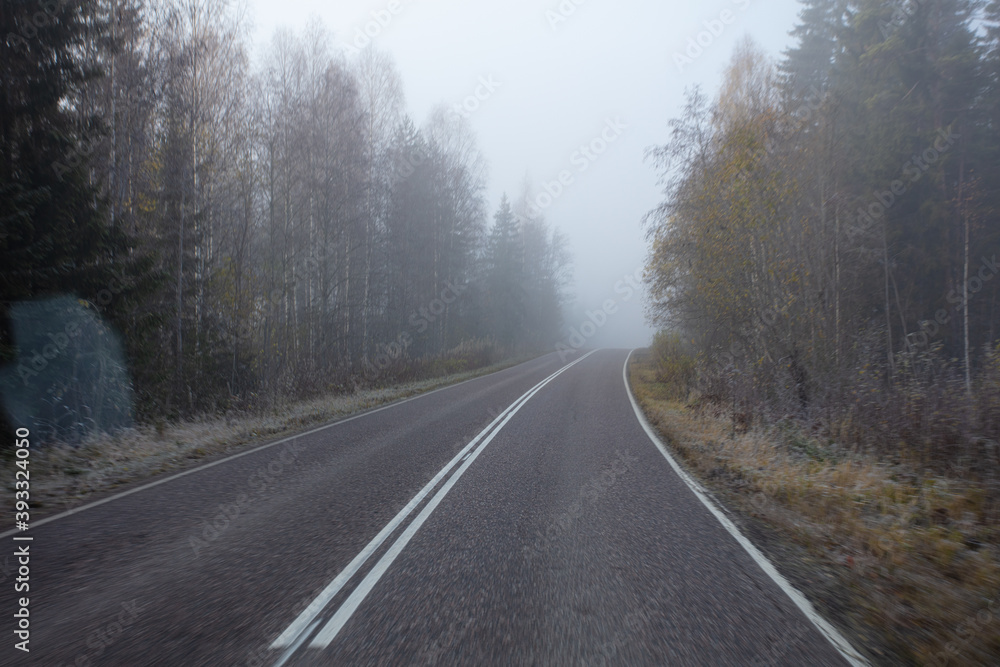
left=645, top=0, right=1000, bottom=471
left=1, top=0, right=570, bottom=441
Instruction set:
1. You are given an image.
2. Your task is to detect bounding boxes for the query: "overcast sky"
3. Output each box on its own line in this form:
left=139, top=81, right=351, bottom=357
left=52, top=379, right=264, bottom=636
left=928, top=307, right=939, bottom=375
left=247, top=0, right=805, bottom=349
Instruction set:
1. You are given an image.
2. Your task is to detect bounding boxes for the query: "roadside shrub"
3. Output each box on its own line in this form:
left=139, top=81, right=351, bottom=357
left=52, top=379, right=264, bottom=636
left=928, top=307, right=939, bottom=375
left=651, top=332, right=696, bottom=398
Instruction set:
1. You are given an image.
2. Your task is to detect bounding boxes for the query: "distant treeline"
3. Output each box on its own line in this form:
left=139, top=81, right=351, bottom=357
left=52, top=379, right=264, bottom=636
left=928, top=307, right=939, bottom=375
left=645, top=1, right=1000, bottom=464
left=0, top=0, right=569, bottom=437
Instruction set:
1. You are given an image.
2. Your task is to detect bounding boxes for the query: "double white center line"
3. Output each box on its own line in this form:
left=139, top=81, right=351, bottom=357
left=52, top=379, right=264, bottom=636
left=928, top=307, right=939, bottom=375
left=270, top=351, right=596, bottom=664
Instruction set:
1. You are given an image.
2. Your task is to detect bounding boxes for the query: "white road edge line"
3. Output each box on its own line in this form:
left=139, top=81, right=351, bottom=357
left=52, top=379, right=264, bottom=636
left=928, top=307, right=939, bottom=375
left=0, top=355, right=554, bottom=540
left=622, top=350, right=869, bottom=667
left=305, top=350, right=596, bottom=650
left=269, top=350, right=596, bottom=653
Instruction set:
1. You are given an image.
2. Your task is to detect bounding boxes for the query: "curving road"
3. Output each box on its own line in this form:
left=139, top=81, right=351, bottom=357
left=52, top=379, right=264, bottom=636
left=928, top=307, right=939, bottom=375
left=1, top=349, right=862, bottom=666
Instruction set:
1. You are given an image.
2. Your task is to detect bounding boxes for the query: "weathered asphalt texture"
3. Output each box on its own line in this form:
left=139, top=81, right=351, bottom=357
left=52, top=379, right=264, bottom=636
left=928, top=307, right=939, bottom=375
left=0, top=350, right=849, bottom=666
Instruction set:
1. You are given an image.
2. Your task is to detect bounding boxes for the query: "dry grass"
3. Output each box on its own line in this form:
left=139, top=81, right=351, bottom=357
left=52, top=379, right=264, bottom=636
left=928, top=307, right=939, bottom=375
left=15, top=356, right=533, bottom=517
left=629, top=350, right=1000, bottom=666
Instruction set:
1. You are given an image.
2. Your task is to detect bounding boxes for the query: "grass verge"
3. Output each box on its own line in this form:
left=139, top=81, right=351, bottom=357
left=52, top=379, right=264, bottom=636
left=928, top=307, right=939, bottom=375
left=628, top=349, right=1000, bottom=666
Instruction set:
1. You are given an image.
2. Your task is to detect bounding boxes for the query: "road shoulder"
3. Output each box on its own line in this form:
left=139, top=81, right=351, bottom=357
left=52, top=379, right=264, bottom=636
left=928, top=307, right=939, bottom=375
left=626, top=349, right=910, bottom=665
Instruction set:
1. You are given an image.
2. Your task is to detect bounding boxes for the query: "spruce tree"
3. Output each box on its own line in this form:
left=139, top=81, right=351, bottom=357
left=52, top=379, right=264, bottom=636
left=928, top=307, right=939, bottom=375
left=781, top=0, right=844, bottom=99
left=484, top=195, right=525, bottom=349
left=1, top=1, right=137, bottom=438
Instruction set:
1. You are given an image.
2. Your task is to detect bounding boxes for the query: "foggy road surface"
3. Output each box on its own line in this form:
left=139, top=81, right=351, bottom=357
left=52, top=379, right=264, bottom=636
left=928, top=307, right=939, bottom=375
left=1, top=350, right=865, bottom=666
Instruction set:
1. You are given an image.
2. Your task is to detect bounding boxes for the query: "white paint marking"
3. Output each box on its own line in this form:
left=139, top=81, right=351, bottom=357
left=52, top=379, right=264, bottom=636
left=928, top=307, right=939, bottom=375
left=269, top=351, right=595, bottom=653
left=622, top=350, right=869, bottom=667
left=0, top=356, right=549, bottom=540
left=306, top=351, right=595, bottom=649
left=270, top=618, right=320, bottom=667
left=269, top=391, right=517, bottom=649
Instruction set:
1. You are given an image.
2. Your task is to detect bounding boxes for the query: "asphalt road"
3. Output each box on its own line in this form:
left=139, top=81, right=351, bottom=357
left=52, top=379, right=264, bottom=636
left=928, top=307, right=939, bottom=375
left=0, top=349, right=858, bottom=666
